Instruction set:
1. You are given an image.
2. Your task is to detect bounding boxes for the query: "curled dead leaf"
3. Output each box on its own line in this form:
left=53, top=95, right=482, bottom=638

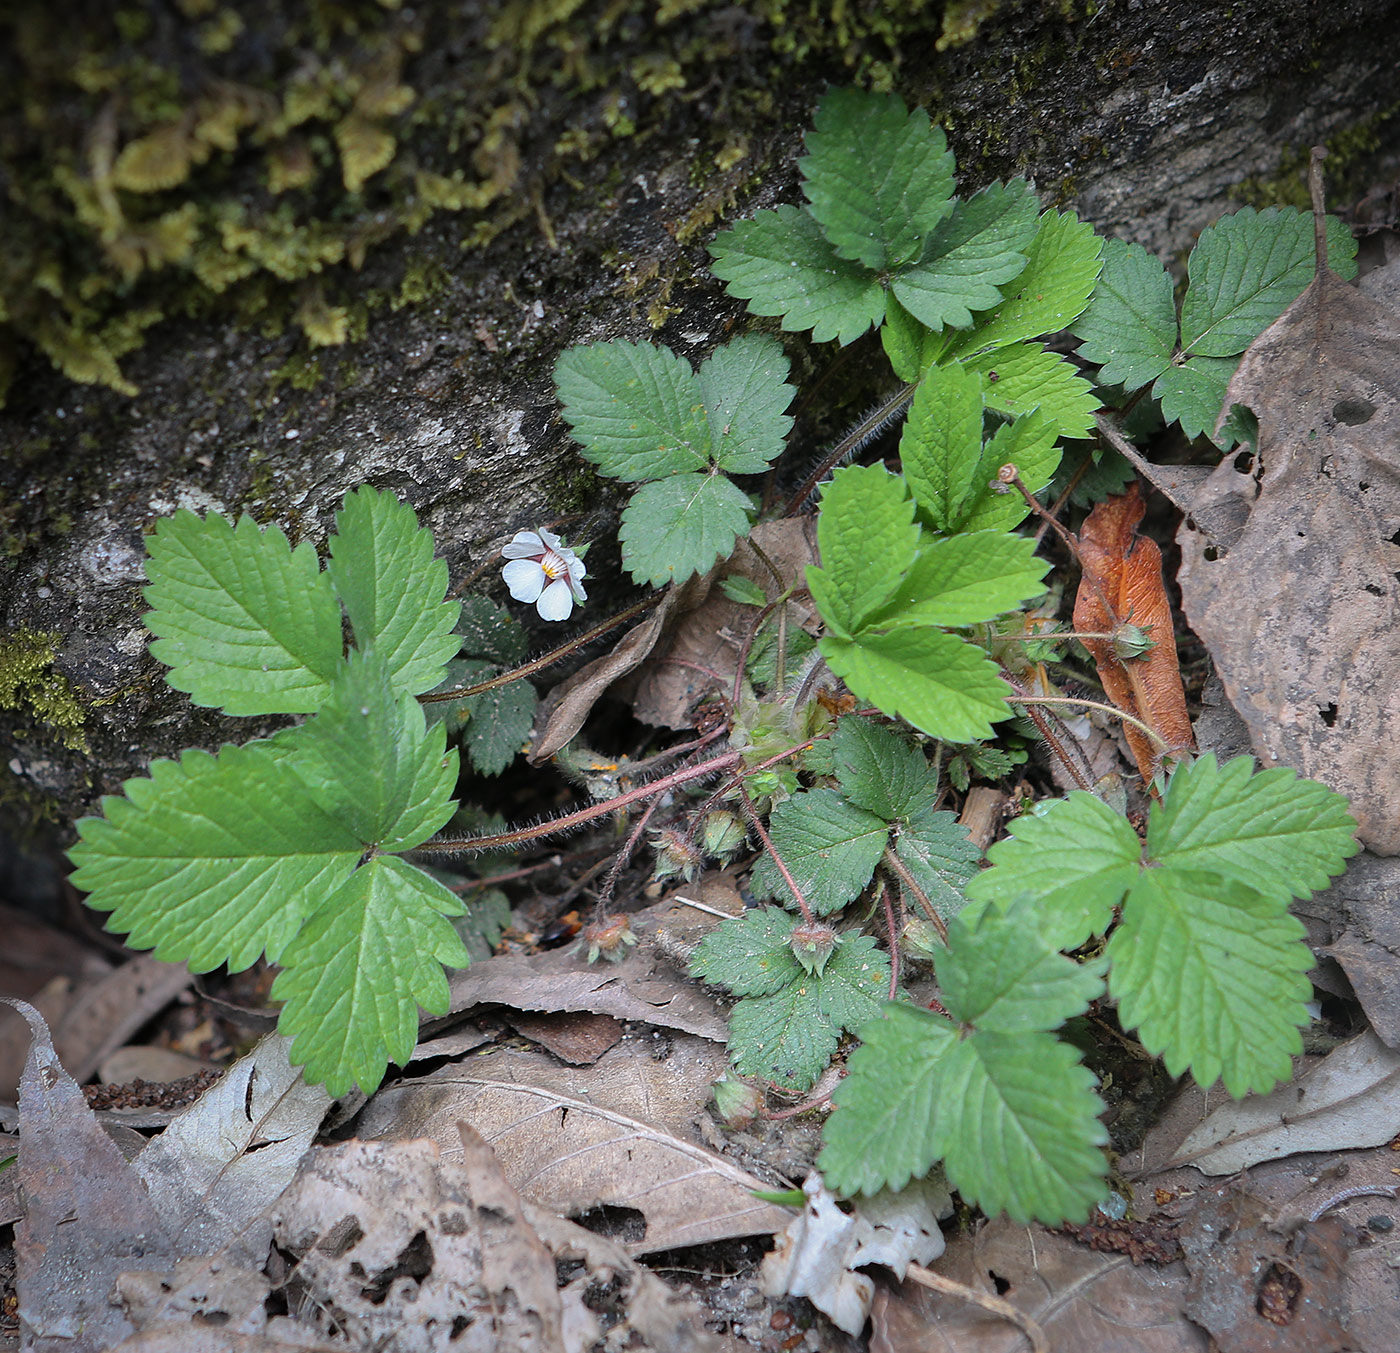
left=1073, top=482, right=1194, bottom=782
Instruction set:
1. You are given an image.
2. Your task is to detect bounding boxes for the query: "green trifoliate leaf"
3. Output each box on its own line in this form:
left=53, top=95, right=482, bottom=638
left=729, top=985, right=839, bottom=1093
left=945, top=209, right=1104, bottom=357
left=820, top=627, right=1010, bottom=744
left=890, top=180, right=1040, bottom=331
left=820, top=1002, right=957, bottom=1196
left=882, top=293, right=948, bottom=382
left=938, top=898, right=1106, bottom=1033
left=697, top=333, right=795, bottom=474
left=143, top=509, right=343, bottom=716
left=708, top=205, right=887, bottom=345
left=729, top=936, right=889, bottom=1092
left=816, top=935, right=891, bottom=1031
left=1179, top=207, right=1357, bottom=357
left=271, top=855, right=468, bottom=1096
left=326, top=486, right=461, bottom=697
left=553, top=340, right=710, bottom=481
left=832, top=715, right=938, bottom=821
left=1070, top=237, right=1177, bottom=391
left=807, top=464, right=919, bottom=636
left=690, top=907, right=804, bottom=998
left=751, top=787, right=888, bottom=916
left=800, top=87, right=955, bottom=273
left=966, top=792, right=1142, bottom=951
left=456, top=595, right=528, bottom=665
left=871, top=530, right=1048, bottom=630
left=963, top=342, right=1100, bottom=442
left=1108, top=868, right=1313, bottom=1097
left=289, top=649, right=457, bottom=851
left=461, top=678, right=536, bottom=777
left=618, top=473, right=753, bottom=587
left=1146, top=753, right=1358, bottom=902
left=899, top=362, right=985, bottom=535
left=959, top=405, right=1063, bottom=532
left=892, top=806, right=980, bottom=918
left=933, top=1029, right=1108, bottom=1224
left=68, top=740, right=364, bottom=972
left=1152, top=355, right=1239, bottom=443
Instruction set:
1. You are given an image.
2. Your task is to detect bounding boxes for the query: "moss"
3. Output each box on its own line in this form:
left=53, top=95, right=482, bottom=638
left=0, top=0, right=974, bottom=407
left=0, top=628, right=89, bottom=751
left=1230, top=104, right=1400, bottom=211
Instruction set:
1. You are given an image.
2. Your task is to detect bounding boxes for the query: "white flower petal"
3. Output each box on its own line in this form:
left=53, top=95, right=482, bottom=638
left=536, top=578, right=575, bottom=621
left=501, top=529, right=544, bottom=559
left=503, top=558, right=546, bottom=602
left=569, top=574, right=588, bottom=603
left=537, top=528, right=563, bottom=550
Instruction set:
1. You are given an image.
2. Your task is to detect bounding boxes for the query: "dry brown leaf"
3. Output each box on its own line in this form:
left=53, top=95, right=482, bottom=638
left=3, top=997, right=177, bottom=1353
left=870, top=1215, right=1206, bottom=1353
left=1307, top=850, right=1400, bottom=1047
left=519, top=1198, right=736, bottom=1353
left=629, top=517, right=820, bottom=729
left=356, top=1034, right=795, bottom=1254
left=272, top=1137, right=563, bottom=1352
left=52, top=952, right=194, bottom=1086
left=1177, top=263, right=1400, bottom=853
left=530, top=572, right=712, bottom=761
left=1074, top=482, right=1195, bottom=783
left=503, top=1009, right=623, bottom=1065
left=445, top=939, right=729, bottom=1043
left=1179, top=1185, right=1353, bottom=1353
left=132, top=1034, right=330, bottom=1265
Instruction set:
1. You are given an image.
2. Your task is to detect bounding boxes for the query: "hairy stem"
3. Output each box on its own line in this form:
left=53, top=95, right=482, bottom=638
left=738, top=783, right=815, bottom=925
left=783, top=382, right=916, bottom=515
left=421, top=591, right=665, bottom=704
left=1010, top=692, right=1170, bottom=753
left=882, top=844, right=949, bottom=945
left=419, top=749, right=743, bottom=854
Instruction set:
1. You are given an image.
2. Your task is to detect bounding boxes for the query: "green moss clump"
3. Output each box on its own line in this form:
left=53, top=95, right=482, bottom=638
left=0, top=0, right=983, bottom=408
left=1231, top=104, right=1400, bottom=211
left=0, top=629, right=89, bottom=751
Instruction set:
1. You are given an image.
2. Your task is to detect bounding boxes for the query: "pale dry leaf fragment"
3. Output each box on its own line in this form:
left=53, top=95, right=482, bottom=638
left=133, top=1034, right=331, bottom=1264
left=761, top=1173, right=951, bottom=1335
left=2, top=997, right=175, bottom=1353
left=356, top=1036, right=795, bottom=1254
left=271, top=1136, right=563, bottom=1353
left=521, top=1197, right=733, bottom=1353
left=1177, top=265, right=1400, bottom=852
left=113, top=1259, right=272, bottom=1336
left=1171, top=1029, right=1400, bottom=1175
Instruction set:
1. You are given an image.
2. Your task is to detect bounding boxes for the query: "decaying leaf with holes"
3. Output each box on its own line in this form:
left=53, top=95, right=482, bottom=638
left=1073, top=482, right=1194, bottom=783
left=1177, top=260, right=1400, bottom=853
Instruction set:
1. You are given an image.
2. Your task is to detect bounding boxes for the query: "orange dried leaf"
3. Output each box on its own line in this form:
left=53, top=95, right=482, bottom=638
left=1073, top=482, right=1194, bottom=782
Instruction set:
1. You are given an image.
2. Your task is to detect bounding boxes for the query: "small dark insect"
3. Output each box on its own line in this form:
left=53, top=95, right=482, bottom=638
left=986, top=369, right=999, bottom=382
left=538, top=910, right=582, bottom=949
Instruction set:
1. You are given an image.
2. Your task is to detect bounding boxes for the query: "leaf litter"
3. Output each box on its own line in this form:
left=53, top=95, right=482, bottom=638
left=9, top=191, right=1400, bottom=1353
left=1177, top=252, right=1400, bottom=853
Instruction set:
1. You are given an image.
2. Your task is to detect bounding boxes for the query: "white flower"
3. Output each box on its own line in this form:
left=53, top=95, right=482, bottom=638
left=501, top=528, right=587, bottom=621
